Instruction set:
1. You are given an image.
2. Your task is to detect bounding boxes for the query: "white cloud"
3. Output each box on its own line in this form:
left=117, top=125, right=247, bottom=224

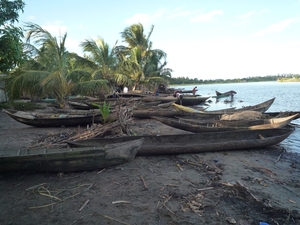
left=65, top=37, right=82, bottom=55
left=191, top=10, right=223, bottom=23
left=239, top=10, right=256, bottom=19
left=42, top=21, right=68, bottom=37
left=124, top=9, right=165, bottom=26
left=168, top=10, right=191, bottom=19
left=253, top=18, right=300, bottom=37
left=239, top=9, right=269, bottom=20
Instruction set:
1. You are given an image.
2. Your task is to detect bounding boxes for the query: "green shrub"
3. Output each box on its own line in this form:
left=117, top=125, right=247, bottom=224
left=91, top=101, right=111, bottom=124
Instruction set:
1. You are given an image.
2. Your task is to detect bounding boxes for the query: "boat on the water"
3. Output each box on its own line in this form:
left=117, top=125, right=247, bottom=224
left=0, top=138, right=144, bottom=173
left=214, top=90, right=237, bottom=98
left=152, top=114, right=297, bottom=133
left=65, top=127, right=294, bottom=155
left=2, top=109, right=105, bottom=127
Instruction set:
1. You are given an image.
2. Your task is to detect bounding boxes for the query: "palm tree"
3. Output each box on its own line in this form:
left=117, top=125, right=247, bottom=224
left=5, top=23, right=73, bottom=106
left=117, top=23, right=172, bottom=90
left=79, top=37, right=118, bottom=91
left=5, top=23, right=109, bottom=107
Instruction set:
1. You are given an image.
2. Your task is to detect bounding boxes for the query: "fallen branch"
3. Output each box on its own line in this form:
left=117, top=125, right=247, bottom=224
left=112, top=200, right=130, bottom=204
left=141, top=175, right=148, bottom=189
left=79, top=199, right=90, bottom=211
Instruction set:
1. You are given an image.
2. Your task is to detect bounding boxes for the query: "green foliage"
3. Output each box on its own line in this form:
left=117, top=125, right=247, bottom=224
left=0, top=0, right=25, bottom=72
left=0, top=0, right=25, bottom=25
left=0, top=101, right=45, bottom=111
left=91, top=101, right=111, bottom=124
left=0, top=26, right=24, bottom=72
left=116, top=23, right=171, bottom=90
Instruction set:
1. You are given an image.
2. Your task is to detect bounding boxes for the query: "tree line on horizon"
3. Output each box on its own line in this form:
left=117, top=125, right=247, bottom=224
left=168, top=74, right=300, bottom=85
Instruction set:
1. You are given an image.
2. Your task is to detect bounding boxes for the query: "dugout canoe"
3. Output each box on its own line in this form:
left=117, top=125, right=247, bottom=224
left=214, top=90, right=237, bottom=98
left=152, top=113, right=297, bottom=133
left=65, top=127, right=294, bottom=156
left=172, top=97, right=276, bottom=119
left=133, top=109, right=181, bottom=119
left=0, top=138, right=144, bottom=173
left=175, top=113, right=299, bottom=129
left=2, top=109, right=105, bottom=127
left=175, top=96, right=210, bottom=106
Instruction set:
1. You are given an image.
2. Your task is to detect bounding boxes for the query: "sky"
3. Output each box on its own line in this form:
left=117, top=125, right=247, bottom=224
left=16, top=0, right=300, bottom=80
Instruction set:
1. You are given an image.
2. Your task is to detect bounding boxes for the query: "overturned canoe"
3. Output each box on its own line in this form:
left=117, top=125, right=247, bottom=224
left=66, top=127, right=294, bottom=155
left=0, top=138, right=144, bottom=173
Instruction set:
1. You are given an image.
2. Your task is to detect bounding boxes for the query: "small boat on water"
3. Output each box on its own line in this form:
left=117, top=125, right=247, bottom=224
left=152, top=114, right=297, bottom=133
left=2, top=109, right=105, bottom=127
left=214, top=90, right=237, bottom=98
left=0, top=138, right=144, bottom=173
left=66, top=127, right=294, bottom=155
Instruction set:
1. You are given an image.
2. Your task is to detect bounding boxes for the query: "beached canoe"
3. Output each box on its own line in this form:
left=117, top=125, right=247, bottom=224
left=2, top=109, right=106, bottom=127
left=133, top=109, right=181, bottom=119
left=152, top=113, right=297, bottom=133
left=175, top=96, right=210, bottom=106
left=68, top=101, right=99, bottom=110
left=172, top=97, right=276, bottom=119
left=175, top=113, right=299, bottom=128
left=65, top=127, right=294, bottom=155
left=0, top=138, right=144, bottom=173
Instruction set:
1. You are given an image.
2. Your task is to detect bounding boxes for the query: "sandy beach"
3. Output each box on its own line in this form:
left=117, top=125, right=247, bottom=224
left=0, top=110, right=299, bottom=225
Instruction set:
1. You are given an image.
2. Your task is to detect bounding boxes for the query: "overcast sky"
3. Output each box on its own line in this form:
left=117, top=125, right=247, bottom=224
left=17, top=0, right=300, bottom=80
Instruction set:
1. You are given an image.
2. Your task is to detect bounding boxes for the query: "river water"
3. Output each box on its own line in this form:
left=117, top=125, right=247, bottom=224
left=172, top=81, right=300, bottom=154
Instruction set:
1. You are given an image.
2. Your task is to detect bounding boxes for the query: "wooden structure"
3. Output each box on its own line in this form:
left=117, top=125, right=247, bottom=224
left=66, top=127, right=294, bottom=155
left=0, top=138, right=144, bottom=173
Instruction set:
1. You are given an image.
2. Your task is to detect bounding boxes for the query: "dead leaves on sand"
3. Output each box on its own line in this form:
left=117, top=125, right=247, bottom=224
left=29, top=102, right=134, bottom=149
left=26, top=183, right=93, bottom=210
left=180, top=181, right=300, bottom=224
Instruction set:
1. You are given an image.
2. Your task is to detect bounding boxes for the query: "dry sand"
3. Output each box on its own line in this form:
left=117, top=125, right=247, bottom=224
left=0, top=111, right=300, bottom=225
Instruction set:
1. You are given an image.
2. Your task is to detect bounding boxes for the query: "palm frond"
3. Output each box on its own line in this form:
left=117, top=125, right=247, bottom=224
left=71, top=80, right=109, bottom=96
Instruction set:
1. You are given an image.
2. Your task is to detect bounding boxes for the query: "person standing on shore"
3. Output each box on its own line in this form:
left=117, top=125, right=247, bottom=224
left=192, top=86, right=197, bottom=95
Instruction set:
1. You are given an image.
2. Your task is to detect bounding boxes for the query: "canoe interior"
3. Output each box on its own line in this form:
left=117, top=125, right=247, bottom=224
left=3, top=109, right=103, bottom=127
left=66, top=127, right=294, bottom=156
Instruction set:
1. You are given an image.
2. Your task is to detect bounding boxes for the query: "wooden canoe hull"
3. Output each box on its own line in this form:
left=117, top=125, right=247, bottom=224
left=0, top=139, right=144, bottom=173
left=172, top=97, right=276, bottom=119
left=152, top=115, right=296, bottom=133
left=214, top=90, right=237, bottom=98
left=3, top=109, right=105, bottom=127
left=234, top=97, right=275, bottom=113
left=66, top=127, right=294, bottom=156
left=176, top=113, right=299, bottom=128
left=133, top=109, right=182, bottom=119
left=175, top=96, right=210, bottom=106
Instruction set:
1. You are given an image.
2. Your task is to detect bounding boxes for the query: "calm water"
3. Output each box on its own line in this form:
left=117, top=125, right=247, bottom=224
left=172, top=82, right=300, bottom=154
